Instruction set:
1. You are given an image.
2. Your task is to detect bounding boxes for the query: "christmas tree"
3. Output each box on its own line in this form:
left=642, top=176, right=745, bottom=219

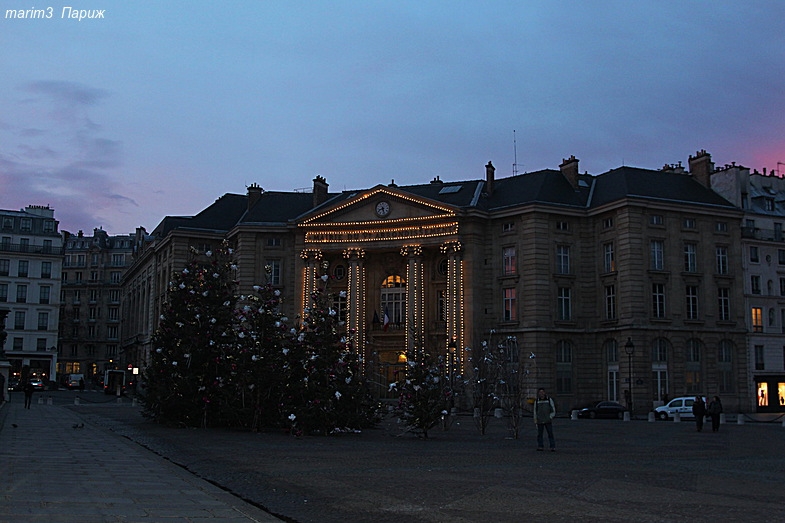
left=392, top=343, right=449, bottom=439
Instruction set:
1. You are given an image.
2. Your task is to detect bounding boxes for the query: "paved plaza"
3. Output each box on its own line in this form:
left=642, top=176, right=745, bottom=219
left=2, top=392, right=784, bottom=522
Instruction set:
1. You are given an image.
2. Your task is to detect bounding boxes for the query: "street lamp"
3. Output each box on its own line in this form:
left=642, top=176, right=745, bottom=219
left=624, top=337, right=634, bottom=415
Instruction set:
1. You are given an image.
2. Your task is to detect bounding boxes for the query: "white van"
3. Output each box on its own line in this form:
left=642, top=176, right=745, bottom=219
left=654, top=396, right=707, bottom=421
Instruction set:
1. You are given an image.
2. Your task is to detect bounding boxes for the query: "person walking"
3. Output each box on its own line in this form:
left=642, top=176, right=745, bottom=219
left=692, top=396, right=706, bottom=431
left=23, top=379, right=34, bottom=409
left=707, top=396, right=723, bottom=432
left=534, top=387, right=556, bottom=451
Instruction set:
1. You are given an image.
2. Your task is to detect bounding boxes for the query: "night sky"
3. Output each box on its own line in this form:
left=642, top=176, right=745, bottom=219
left=1, top=1, right=783, bottom=234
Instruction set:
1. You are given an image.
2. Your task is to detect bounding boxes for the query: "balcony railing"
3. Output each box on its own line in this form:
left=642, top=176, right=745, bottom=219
left=742, top=227, right=785, bottom=241
left=0, top=243, right=62, bottom=254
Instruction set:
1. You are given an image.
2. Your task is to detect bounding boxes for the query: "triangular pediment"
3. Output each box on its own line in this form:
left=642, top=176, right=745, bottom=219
left=299, top=186, right=459, bottom=245
left=300, top=186, right=456, bottom=226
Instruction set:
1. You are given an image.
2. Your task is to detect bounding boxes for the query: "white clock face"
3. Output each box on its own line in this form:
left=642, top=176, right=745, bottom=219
left=375, top=201, right=390, bottom=217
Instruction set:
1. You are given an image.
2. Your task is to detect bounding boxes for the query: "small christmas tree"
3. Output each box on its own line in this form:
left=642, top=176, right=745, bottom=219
left=142, top=241, right=240, bottom=428
left=392, top=343, right=449, bottom=439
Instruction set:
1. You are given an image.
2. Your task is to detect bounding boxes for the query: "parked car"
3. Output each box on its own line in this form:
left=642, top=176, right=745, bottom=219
left=577, top=401, right=627, bottom=419
left=28, top=378, right=45, bottom=391
left=7, top=377, right=20, bottom=392
left=654, top=396, right=707, bottom=420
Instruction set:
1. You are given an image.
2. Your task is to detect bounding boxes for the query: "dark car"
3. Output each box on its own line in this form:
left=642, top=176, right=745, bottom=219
left=28, top=378, right=46, bottom=391
left=577, top=401, right=626, bottom=419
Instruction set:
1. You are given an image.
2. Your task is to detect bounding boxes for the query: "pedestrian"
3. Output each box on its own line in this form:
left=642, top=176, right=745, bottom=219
left=23, top=379, right=34, bottom=409
left=692, top=396, right=706, bottom=431
left=707, top=396, right=723, bottom=432
left=534, top=387, right=556, bottom=451
left=78, top=377, right=85, bottom=392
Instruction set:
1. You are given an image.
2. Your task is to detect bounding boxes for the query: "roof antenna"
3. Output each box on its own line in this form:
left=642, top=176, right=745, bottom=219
left=512, top=129, right=519, bottom=176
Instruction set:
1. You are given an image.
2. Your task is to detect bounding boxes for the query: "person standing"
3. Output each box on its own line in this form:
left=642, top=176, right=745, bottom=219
left=534, top=387, right=556, bottom=451
left=23, top=379, right=34, bottom=409
left=707, top=396, right=723, bottom=432
left=692, top=396, right=706, bottom=431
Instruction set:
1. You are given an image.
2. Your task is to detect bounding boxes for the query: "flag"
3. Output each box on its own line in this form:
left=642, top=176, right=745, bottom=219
left=383, top=307, right=390, bottom=332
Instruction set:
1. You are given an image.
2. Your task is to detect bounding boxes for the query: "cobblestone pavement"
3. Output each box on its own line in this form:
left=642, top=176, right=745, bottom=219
left=27, top=398, right=784, bottom=523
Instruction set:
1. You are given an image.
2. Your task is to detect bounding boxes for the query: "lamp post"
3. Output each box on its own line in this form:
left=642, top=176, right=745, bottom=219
left=624, top=337, right=634, bottom=416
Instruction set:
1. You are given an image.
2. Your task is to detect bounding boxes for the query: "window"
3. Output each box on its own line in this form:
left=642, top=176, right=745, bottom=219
left=502, top=246, right=516, bottom=275
left=20, top=217, right=32, bottom=231
left=555, top=340, right=572, bottom=394
left=650, top=240, right=664, bottom=270
left=556, top=221, right=569, bottom=231
left=437, top=290, right=446, bottom=321
left=556, top=245, right=570, bottom=274
left=503, top=288, right=516, bottom=321
left=751, top=275, right=761, bottom=295
left=76, top=254, right=85, bottom=266
left=685, top=339, right=702, bottom=393
left=603, top=217, right=614, bottom=229
left=12, top=338, right=23, bottom=350
left=16, top=285, right=27, bottom=303
left=0, top=259, right=8, bottom=276
left=90, top=289, right=98, bottom=302
left=87, top=325, right=96, bottom=338
left=685, top=285, right=699, bottom=320
left=605, top=285, right=616, bottom=320
left=754, top=345, right=764, bottom=370
left=70, top=344, right=78, bottom=357
left=2, top=217, right=11, bottom=229
left=652, top=283, right=666, bottom=318
left=683, top=218, right=696, bottom=229
left=110, top=271, right=121, bottom=284
left=14, top=311, right=25, bottom=329
left=42, top=239, right=52, bottom=253
left=718, top=340, right=734, bottom=393
left=603, top=242, right=615, bottom=273
left=267, top=237, right=282, bottom=247
left=650, top=214, right=663, bottom=225
left=0, top=284, right=6, bottom=302
left=17, top=260, right=29, bottom=277
left=683, top=243, right=697, bottom=272
left=332, top=294, right=347, bottom=322
left=37, top=312, right=48, bottom=330
left=752, top=307, right=763, bottom=333
left=750, top=246, right=760, bottom=263
left=43, top=220, right=54, bottom=233
left=765, top=198, right=775, bottom=211
left=90, top=271, right=98, bottom=281
left=108, top=308, right=119, bottom=321
left=89, top=307, right=98, bottom=320
left=73, top=290, right=81, bottom=304
left=716, top=246, right=728, bottom=275
left=266, top=260, right=281, bottom=285
left=109, top=290, right=120, bottom=303
left=557, top=287, right=571, bottom=321
left=75, top=272, right=82, bottom=283
left=333, top=264, right=346, bottom=280
left=502, top=222, right=515, bottom=232
left=41, top=261, right=52, bottom=278
left=36, top=338, right=47, bottom=351
left=715, top=221, right=728, bottom=232
left=606, top=339, right=618, bottom=363
left=717, top=288, right=730, bottom=321
left=90, top=253, right=99, bottom=267
left=106, top=345, right=117, bottom=358
left=380, top=275, right=406, bottom=327
left=652, top=338, right=668, bottom=362
left=0, top=237, right=10, bottom=249
left=111, top=254, right=125, bottom=266
left=39, top=286, right=50, bottom=304
left=107, top=326, right=119, bottom=339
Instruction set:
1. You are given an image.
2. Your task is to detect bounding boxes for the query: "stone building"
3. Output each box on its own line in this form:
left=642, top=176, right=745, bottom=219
left=120, top=153, right=752, bottom=414
left=0, top=205, right=63, bottom=385
left=711, top=160, right=785, bottom=412
left=58, top=228, right=135, bottom=385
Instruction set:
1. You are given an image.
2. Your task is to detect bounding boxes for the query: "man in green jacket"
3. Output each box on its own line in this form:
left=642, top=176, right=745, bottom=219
left=534, top=387, right=556, bottom=451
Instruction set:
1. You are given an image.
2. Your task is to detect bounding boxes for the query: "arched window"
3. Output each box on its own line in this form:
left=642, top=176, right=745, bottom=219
left=605, top=339, right=619, bottom=401
left=651, top=338, right=670, bottom=402
left=685, top=338, right=703, bottom=393
left=555, top=340, right=572, bottom=394
left=380, top=275, right=406, bottom=327
left=718, top=339, right=735, bottom=393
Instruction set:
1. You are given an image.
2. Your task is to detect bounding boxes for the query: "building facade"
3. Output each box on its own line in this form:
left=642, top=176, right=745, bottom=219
left=58, top=228, right=135, bottom=385
left=0, top=205, right=63, bottom=385
left=712, top=162, right=785, bottom=412
left=120, top=152, right=754, bottom=414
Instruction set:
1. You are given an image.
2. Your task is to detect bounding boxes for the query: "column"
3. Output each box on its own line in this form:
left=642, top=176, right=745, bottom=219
left=342, top=248, right=366, bottom=371
left=440, top=241, right=465, bottom=374
left=401, top=245, right=424, bottom=357
left=299, top=248, right=323, bottom=312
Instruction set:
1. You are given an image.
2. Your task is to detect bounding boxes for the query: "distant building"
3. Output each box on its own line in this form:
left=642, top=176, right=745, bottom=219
left=58, top=228, right=135, bottom=385
left=0, top=205, right=63, bottom=385
left=711, top=161, right=785, bottom=412
left=122, top=153, right=756, bottom=413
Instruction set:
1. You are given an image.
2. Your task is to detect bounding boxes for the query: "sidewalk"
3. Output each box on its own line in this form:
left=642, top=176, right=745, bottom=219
left=0, top=399, right=281, bottom=523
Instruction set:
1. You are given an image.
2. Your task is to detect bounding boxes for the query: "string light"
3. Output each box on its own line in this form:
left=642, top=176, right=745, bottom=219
left=306, top=222, right=458, bottom=243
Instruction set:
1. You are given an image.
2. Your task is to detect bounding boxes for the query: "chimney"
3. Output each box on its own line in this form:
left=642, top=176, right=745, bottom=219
left=485, top=161, right=495, bottom=195
left=247, top=183, right=263, bottom=210
left=560, top=155, right=579, bottom=189
left=313, top=175, right=329, bottom=207
left=688, top=150, right=714, bottom=187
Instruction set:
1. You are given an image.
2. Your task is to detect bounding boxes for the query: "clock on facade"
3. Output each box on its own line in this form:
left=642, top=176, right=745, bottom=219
left=375, top=201, right=391, bottom=217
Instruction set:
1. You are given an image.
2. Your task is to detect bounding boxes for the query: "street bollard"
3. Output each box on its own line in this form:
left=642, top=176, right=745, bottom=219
left=116, top=396, right=122, bottom=404
left=46, top=396, right=53, bottom=405
left=74, top=396, right=80, bottom=405
left=132, top=397, right=137, bottom=407
left=38, top=396, right=43, bottom=404
left=673, top=412, right=681, bottom=423
left=720, top=413, right=726, bottom=425
left=571, top=410, right=578, bottom=420
left=494, top=408, right=503, bottom=419
left=648, top=412, right=655, bottom=422
left=737, top=414, right=744, bottom=425
left=623, top=411, right=630, bottom=421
